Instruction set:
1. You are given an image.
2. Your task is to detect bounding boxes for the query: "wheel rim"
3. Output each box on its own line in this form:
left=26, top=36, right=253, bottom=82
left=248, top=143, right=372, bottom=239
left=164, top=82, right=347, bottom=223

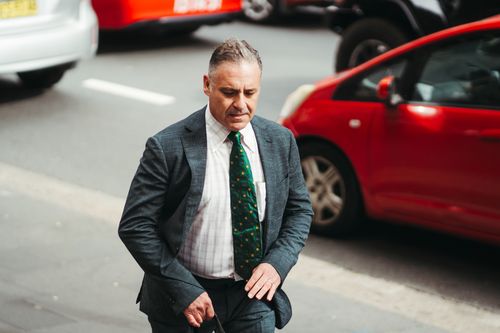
left=243, top=0, right=274, bottom=21
left=348, top=39, right=390, bottom=68
left=301, top=156, right=346, bottom=227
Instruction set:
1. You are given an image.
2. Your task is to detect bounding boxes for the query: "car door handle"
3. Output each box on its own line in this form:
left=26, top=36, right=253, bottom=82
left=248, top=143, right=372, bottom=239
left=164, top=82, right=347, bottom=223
left=478, top=129, right=500, bottom=141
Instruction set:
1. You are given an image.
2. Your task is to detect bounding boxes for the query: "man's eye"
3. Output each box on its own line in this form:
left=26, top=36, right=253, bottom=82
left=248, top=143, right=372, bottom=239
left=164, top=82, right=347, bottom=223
left=222, top=91, right=236, bottom=96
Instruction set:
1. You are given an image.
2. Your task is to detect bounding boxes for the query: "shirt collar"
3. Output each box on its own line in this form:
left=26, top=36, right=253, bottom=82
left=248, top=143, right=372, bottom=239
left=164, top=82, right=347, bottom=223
left=238, top=120, right=258, bottom=153
left=205, top=104, right=230, bottom=151
left=205, top=104, right=258, bottom=153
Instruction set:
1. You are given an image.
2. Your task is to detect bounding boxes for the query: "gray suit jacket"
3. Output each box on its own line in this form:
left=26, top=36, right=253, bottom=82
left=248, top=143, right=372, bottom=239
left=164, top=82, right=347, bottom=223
left=118, top=107, right=313, bottom=328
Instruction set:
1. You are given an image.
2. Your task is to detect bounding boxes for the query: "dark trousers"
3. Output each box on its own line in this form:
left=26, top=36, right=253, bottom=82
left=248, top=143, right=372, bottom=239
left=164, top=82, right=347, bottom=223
left=148, top=276, right=275, bottom=333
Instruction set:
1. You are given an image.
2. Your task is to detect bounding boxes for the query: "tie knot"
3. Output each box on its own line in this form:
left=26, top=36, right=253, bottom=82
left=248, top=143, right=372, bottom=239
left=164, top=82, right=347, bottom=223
left=227, top=131, right=241, bottom=145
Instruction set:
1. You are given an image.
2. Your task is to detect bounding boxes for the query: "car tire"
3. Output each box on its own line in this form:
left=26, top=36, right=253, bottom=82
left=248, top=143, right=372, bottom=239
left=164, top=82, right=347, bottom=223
left=335, top=18, right=409, bottom=72
left=242, top=0, right=279, bottom=22
left=18, top=65, right=68, bottom=89
left=299, top=140, right=363, bottom=236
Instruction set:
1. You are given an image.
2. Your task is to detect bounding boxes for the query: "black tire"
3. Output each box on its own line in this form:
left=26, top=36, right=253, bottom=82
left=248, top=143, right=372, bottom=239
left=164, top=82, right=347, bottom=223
left=299, top=140, right=363, bottom=236
left=242, top=0, right=279, bottom=22
left=18, top=65, right=68, bottom=89
left=335, top=18, right=409, bottom=73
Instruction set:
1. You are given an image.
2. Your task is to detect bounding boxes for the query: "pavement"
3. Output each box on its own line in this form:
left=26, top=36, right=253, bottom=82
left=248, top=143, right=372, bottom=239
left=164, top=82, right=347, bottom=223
left=1, top=162, right=499, bottom=333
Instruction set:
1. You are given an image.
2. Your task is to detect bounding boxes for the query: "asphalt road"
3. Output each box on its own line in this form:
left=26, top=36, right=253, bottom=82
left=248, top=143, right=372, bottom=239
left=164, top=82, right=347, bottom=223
left=0, top=16, right=499, bottom=333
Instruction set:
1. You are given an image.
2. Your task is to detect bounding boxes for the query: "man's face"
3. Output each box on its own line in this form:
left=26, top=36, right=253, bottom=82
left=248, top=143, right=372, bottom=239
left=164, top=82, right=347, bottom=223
left=203, top=60, right=261, bottom=131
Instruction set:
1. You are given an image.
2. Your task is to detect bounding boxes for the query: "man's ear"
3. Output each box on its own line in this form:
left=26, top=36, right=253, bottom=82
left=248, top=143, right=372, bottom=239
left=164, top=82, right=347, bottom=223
left=203, top=75, right=210, bottom=96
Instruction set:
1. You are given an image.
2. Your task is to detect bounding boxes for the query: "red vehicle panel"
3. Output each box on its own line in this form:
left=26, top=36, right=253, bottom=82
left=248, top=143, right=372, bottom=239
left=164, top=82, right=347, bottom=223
left=92, top=0, right=241, bottom=30
left=281, top=15, right=500, bottom=244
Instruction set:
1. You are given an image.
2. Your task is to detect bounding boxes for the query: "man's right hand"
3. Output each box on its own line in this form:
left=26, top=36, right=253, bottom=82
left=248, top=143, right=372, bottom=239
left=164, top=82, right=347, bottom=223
left=183, top=292, right=215, bottom=328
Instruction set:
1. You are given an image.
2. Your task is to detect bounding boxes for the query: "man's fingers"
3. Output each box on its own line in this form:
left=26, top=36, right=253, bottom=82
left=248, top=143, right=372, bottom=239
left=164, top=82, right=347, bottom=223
left=183, top=291, right=214, bottom=327
left=206, top=304, right=215, bottom=320
left=246, top=264, right=281, bottom=299
left=266, top=283, right=277, bottom=301
left=197, top=304, right=207, bottom=319
left=245, top=268, right=263, bottom=292
left=255, top=279, right=274, bottom=300
left=200, top=293, right=213, bottom=320
left=193, top=312, right=204, bottom=327
left=247, top=274, right=267, bottom=298
left=185, top=313, right=201, bottom=328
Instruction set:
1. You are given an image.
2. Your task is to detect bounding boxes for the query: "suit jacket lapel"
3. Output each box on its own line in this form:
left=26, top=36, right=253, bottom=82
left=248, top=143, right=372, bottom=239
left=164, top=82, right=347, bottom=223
left=180, top=108, right=207, bottom=239
left=252, top=117, right=278, bottom=252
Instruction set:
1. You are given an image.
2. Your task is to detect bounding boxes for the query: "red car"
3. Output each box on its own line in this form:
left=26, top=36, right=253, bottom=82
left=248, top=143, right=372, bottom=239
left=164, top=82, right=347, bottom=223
left=280, top=15, right=500, bottom=244
left=92, top=0, right=241, bottom=31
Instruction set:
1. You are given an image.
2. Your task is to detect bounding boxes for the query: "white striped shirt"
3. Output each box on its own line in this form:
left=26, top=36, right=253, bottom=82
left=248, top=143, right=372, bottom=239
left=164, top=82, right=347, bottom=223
left=177, top=107, right=266, bottom=279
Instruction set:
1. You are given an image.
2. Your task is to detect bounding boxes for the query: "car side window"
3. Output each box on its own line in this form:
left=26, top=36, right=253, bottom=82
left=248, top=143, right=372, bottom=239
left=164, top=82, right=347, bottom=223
left=411, top=32, right=500, bottom=109
left=334, top=59, right=408, bottom=102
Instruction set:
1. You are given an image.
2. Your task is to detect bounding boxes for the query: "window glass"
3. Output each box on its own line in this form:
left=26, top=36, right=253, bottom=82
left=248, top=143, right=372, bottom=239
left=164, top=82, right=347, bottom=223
left=411, top=32, right=500, bottom=109
left=334, top=59, right=407, bottom=101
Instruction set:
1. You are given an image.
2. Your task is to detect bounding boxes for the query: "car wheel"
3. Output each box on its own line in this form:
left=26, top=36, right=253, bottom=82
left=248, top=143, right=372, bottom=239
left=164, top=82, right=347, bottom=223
left=299, top=141, right=363, bottom=236
left=18, top=65, right=68, bottom=89
left=335, top=18, right=409, bottom=72
left=243, top=0, right=278, bottom=22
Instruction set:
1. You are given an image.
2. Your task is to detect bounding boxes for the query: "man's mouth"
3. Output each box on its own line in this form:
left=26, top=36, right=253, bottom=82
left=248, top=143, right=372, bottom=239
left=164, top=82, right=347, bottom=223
left=228, top=112, right=249, bottom=119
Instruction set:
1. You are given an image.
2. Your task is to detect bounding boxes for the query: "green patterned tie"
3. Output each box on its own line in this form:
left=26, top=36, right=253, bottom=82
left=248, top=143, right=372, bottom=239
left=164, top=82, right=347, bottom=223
left=228, top=131, right=262, bottom=280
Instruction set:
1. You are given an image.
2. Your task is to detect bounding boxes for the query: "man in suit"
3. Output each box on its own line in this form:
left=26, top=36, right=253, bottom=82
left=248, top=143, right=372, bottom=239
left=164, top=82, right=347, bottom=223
left=118, top=38, right=313, bottom=333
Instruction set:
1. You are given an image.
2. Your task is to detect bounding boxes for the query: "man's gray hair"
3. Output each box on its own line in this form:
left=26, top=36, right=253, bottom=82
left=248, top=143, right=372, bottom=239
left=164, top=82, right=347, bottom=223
left=208, top=38, right=262, bottom=76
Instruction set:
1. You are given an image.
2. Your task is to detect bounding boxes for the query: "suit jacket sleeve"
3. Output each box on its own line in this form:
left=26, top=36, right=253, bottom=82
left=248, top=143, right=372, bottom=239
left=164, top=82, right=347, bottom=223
left=262, top=131, right=313, bottom=282
left=118, top=136, right=204, bottom=314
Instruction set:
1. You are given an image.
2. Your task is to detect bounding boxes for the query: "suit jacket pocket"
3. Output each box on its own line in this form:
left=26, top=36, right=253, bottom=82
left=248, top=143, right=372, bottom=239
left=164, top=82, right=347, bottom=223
left=272, top=288, right=292, bottom=329
left=255, top=181, right=266, bottom=222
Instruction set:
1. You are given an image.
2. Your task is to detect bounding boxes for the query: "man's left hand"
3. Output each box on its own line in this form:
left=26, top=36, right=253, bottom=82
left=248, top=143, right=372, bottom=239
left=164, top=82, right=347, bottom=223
left=244, top=263, right=281, bottom=301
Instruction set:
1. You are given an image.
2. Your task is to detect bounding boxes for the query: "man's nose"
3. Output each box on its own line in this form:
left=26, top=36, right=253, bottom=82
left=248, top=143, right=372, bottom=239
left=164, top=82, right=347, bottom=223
left=233, top=94, right=246, bottom=110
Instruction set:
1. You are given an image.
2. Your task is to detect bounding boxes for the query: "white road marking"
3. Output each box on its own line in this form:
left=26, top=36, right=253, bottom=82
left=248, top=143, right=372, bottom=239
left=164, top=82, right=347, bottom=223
left=0, top=162, right=123, bottom=223
left=82, top=78, right=176, bottom=106
left=1, top=162, right=499, bottom=333
left=290, top=255, right=500, bottom=333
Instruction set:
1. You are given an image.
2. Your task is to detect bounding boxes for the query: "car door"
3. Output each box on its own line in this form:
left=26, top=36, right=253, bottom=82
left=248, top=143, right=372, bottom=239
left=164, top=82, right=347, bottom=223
left=370, top=30, right=500, bottom=235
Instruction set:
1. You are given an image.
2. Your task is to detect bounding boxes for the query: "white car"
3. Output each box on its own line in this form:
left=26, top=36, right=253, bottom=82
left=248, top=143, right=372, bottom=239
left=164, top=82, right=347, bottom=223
left=0, top=0, right=98, bottom=89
